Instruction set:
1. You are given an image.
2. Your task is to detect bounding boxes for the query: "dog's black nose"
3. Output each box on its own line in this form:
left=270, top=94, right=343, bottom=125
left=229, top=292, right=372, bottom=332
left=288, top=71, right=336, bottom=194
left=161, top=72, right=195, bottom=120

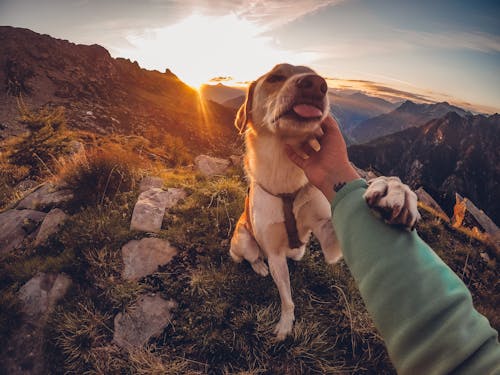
left=296, top=74, right=328, bottom=96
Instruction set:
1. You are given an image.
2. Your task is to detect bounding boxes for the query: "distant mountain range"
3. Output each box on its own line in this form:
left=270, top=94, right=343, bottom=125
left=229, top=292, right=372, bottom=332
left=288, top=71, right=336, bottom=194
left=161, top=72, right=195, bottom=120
left=0, top=26, right=238, bottom=156
left=200, top=83, right=244, bottom=105
left=349, top=112, right=500, bottom=223
left=349, top=100, right=472, bottom=144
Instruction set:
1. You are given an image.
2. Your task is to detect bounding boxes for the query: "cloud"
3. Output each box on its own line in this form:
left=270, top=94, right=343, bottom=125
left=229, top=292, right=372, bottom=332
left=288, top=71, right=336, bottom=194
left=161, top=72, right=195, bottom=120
left=171, top=0, right=344, bottom=29
left=399, top=29, right=500, bottom=54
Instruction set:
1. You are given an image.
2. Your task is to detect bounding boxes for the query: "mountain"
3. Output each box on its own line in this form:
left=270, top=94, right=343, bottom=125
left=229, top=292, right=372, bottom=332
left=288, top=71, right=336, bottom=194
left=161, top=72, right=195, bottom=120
left=329, top=92, right=399, bottom=133
left=348, top=112, right=500, bottom=223
left=222, top=95, right=245, bottom=109
left=0, top=26, right=238, bottom=156
left=199, top=83, right=245, bottom=105
left=349, top=100, right=471, bottom=144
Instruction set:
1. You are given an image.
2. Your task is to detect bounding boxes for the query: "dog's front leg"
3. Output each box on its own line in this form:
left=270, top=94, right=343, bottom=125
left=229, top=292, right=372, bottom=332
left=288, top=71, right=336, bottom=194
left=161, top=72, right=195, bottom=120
left=268, top=252, right=295, bottom=340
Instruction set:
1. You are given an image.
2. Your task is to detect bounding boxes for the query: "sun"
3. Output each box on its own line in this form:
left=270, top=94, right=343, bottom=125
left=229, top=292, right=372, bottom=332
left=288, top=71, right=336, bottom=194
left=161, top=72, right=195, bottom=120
left=114, top=14, right=319, bottom=89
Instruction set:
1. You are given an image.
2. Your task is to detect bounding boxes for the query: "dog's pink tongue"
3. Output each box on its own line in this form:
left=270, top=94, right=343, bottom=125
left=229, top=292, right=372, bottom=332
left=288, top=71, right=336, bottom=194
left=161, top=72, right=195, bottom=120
left=293, top=104, right=322, bottom=118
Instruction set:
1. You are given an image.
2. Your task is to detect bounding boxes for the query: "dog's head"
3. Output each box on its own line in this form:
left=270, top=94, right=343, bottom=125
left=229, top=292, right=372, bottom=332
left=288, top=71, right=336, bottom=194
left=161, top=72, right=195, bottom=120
left=235, top=63, right=329, bottom=137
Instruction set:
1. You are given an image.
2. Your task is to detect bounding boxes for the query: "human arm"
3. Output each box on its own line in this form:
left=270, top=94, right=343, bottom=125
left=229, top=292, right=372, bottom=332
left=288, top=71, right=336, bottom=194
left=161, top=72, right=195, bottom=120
left=287, top=115, right=500, bottom=374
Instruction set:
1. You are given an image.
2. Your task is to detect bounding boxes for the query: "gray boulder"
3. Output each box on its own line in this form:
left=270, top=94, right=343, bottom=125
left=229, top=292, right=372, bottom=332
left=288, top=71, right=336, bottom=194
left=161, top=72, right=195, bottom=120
left=18, top=272, right=72, bottom=317
left=0, top=209, right=46, bottom=255
left=194, top=155, right=230, bottom=177
left=113, top=295, right=176, bottom=349
left=122, top=237, right=178, bottom=281
left=139, top=176, right=164, bottom=193
left=130, top=188, right=186, bottom=233
left=34, top=208, right=68, bottom=247
left=17, top=183, right=73, bottom=211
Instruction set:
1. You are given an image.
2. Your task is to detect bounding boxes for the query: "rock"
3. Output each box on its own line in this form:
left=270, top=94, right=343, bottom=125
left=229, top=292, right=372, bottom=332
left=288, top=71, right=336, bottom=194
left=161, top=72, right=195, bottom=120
left=415, top=187, right=450, bottom=221
left=0, top=209, right=46, bottom=255
left=452, top=193, right=500, bottom=251
left=122, top=238, right=177, bottom=281
left=194, top=155, right=230, bottom=177
left=164, top=188, right=187, bottom=208
left=130, top=188, right=186, bottom=232
left=113, top=295, right=176, bottom=349
left=34, top=208, right=68, bottom=246
left=18, top=273, right=72, bottom=317
left=16, top=183, right=73, bottom=211
left=1, top=273, right=71, bottom=375
left=67, top=140, right=84, bottom=155
left=130, top=188, right=170, bottom=233
left=229, top=154, right=243, bottom=166
left=14, top=179, right=39, bottom=193
left=139, top=176, right=164, bottom=193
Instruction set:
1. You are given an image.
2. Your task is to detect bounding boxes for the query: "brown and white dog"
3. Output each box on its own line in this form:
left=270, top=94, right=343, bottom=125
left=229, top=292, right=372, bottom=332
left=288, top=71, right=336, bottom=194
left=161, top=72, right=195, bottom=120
left=229, top=63, right=420, bottom=340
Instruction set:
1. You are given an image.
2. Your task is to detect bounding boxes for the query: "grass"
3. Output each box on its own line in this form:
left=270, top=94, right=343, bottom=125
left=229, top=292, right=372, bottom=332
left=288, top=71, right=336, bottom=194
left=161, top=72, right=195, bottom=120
left=0, top=139, right=498, bottom=373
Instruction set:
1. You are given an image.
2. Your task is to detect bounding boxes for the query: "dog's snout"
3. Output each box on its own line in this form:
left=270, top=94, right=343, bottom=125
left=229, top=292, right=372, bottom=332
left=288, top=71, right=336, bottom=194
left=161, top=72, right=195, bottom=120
left=296, top=74, right=328, bottom=96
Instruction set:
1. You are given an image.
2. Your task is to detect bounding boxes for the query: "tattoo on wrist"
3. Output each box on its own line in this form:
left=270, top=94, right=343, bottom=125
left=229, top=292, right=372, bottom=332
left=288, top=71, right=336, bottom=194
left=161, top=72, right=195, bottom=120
left=333, top=182, right=346, bottom=192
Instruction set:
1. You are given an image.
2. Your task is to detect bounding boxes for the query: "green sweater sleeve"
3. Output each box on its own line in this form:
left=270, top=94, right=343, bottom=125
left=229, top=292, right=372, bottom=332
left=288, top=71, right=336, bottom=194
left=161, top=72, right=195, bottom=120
left=331, top=179, right=500, bottom=375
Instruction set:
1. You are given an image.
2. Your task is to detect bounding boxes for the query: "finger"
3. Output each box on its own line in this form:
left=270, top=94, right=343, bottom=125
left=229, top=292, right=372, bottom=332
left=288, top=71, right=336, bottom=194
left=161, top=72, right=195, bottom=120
left=300, top=142, right=316, bottom=156
left=285, top=144, right=307, bottom=169
left=321, top=115, right=340, bottom=134
left=307, top=138, right=321, bottom=152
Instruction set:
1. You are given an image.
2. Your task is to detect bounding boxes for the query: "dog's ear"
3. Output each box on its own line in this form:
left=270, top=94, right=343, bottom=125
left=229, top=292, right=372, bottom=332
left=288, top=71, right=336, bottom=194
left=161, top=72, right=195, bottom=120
left=235, top=81, right=256, bottom=134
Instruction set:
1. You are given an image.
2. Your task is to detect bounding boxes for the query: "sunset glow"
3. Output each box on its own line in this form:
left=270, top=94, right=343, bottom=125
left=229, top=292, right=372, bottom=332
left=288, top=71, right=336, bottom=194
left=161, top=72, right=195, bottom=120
left=115, top=14, right=319, bottom=89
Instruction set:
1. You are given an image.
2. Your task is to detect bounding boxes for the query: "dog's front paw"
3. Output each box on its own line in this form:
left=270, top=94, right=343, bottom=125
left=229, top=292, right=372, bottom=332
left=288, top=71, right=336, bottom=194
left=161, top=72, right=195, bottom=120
left=364, top=176, right=421, bottom=230
left=273, top=315, right=294, bottom=341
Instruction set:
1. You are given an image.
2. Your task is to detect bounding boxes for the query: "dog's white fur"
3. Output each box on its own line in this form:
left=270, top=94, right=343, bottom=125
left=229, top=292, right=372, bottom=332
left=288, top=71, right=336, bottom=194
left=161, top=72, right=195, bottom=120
left=230, top=64, right=420, bottom=340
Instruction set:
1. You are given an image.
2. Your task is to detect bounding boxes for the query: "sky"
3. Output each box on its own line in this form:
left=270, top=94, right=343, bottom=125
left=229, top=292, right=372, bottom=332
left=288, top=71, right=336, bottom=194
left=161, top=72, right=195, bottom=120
left=1, top=0, right=499, bottom=113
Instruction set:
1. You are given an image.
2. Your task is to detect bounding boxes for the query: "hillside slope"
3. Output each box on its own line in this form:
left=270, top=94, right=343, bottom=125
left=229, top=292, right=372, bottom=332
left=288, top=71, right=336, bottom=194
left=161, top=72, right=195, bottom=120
left=349, top=112, right=500, bottom=223
left=0, top=26, right=238, bottom=156
left=349, top=100, right=471, bottom=143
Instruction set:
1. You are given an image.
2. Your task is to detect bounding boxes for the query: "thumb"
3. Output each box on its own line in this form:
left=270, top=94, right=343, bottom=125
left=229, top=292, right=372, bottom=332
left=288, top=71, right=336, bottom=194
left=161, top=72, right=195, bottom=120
left=285, top=144, right=306, bottom=170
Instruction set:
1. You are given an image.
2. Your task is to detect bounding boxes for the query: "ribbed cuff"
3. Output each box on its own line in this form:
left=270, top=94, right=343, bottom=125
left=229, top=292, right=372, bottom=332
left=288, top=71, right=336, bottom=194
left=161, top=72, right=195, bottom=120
left=331, top=178, right=368, bottom=211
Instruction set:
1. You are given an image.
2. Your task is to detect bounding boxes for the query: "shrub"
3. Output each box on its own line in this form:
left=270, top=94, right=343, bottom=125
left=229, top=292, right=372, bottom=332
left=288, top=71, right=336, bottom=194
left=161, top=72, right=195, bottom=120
left=58, top=145, right=140, bottom=209
left=5, top=102, right=74, bottom=179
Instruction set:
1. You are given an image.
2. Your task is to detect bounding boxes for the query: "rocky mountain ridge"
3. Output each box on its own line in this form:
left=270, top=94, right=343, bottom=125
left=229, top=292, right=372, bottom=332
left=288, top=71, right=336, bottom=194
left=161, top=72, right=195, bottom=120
left=349, top=99, right=472, bottom=143
left=0, top=26, right=238, bottom=156
left=349, top=111, right=500, bottom=224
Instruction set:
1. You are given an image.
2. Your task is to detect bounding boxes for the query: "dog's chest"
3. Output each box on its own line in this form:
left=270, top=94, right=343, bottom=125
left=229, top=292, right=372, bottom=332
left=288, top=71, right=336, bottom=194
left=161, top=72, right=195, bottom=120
left=246, top=134, right=307, bottom=194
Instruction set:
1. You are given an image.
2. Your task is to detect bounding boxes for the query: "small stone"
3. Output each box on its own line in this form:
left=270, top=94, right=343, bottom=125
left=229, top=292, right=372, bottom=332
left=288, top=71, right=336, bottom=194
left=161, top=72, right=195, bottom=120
left=18, top=273, right=72, bottom=317
left=194, top=155, right=231, bottom=177
left=122, top=237, right=177, bottom=281
left=0, top=209, right=46, bottom=255
left=130, top=188, right=170, bottom=233
left=17, top=183, right=73, bottom=211
left=113, top=295, right=176, bottom=349
left=139, top=176, right=164, bottom=193
left=34, top=208, right=68, bottom=246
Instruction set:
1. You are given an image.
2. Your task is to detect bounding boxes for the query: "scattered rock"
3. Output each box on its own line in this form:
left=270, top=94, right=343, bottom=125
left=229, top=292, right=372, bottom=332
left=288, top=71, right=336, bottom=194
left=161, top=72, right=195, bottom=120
left=194, top=155, right=230, bottom=177
left=416, top=187, right=450, bottom=221
left=229, top=154, right=243, bottom=166
left=113, top=295, right=176, bottom=349
left=34, top=208, right=68, bottom=246
left=164, top=188, right=187, bottom=208
left=16, top=183, right=73, bottom=211
left=0, top=209, right=46, bottom=255
left=14, top=179, right=39, bottom=193
left=130, top=188, right=186, bottom=232
left=130, top=188, right=170, bottom=233
left=67, top=140, right=84, bottom=155
left=139, top=176, right=164, bottom=193
left=122, top=237, right=178, bottom=281
left=18, top=272, right=72, bottom=317
left=1, top=273, right=71, bottom=375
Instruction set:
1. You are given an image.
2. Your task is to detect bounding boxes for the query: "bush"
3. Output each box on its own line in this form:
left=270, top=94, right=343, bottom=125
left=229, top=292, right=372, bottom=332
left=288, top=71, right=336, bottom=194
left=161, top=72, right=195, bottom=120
left=58, top=145, right=140, bottom=209
left=7, top=102, right=73, bottom=178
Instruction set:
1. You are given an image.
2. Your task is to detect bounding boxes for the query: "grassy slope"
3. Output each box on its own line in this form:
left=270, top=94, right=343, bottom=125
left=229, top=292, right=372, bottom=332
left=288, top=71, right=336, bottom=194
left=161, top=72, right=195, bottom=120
left=1, top=159, right=498, bottom=374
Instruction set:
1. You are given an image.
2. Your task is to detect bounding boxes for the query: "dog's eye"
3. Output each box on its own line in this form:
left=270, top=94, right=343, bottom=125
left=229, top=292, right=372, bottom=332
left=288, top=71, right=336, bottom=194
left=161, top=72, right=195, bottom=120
left=266, top=74, right=286, bottom=83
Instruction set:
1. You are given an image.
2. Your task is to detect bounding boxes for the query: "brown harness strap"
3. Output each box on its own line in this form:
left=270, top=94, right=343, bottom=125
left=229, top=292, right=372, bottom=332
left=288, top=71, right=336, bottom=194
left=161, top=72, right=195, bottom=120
left=249, top=183, right=304, bottom=249
left=279, top=192, right=304, bottom=249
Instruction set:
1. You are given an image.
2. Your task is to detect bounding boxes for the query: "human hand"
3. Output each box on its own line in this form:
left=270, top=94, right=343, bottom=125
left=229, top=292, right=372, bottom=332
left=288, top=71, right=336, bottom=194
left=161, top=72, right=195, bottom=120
left=285, top=115, right=359, bottom=202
